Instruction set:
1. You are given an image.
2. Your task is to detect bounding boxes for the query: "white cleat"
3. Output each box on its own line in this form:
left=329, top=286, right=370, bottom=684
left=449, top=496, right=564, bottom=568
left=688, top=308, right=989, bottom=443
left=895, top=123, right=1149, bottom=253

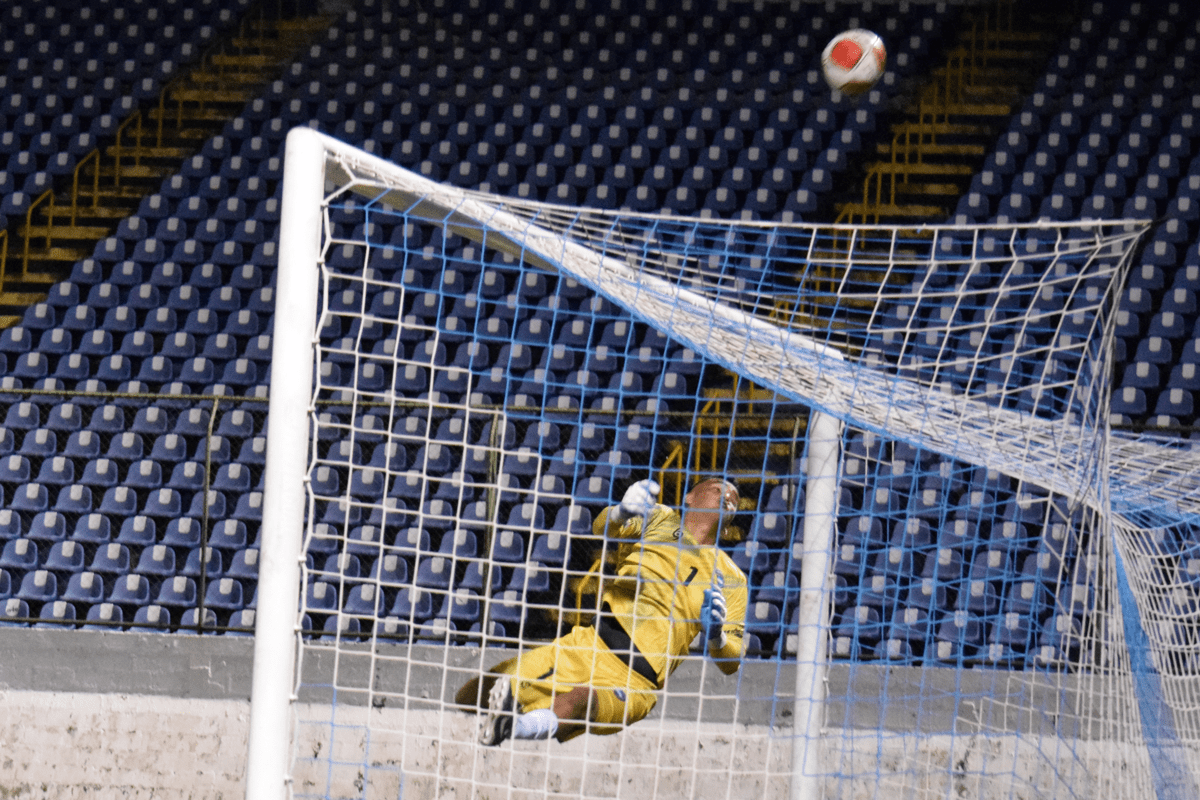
left=478, top=677, right=514, bottom=746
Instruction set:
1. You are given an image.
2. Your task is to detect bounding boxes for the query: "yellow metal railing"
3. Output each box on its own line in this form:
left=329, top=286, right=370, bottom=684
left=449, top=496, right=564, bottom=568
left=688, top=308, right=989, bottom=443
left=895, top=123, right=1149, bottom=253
left=23, top=190, right=54, bottom=278
left=838, top=1, right=1023, bottom=226
left=11, top=0, right=298, bottom=299
left=658, top=442, right=688, bottom=507
left=0, top=229, right=7, bottom=295
left=113, top=111, right=144, bottom=190
left=70, top=149, right=100, bottom=226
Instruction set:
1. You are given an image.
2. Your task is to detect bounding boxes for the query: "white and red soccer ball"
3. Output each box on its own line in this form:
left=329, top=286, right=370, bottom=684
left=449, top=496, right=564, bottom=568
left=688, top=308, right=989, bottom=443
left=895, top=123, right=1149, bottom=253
left=821, top=29, right=887, bottom=96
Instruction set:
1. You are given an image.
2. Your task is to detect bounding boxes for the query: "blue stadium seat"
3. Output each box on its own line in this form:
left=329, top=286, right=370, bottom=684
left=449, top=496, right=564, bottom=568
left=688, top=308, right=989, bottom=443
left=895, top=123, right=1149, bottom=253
left=71, top=512, right=110, bottom=543
left=35, top=599, right=78, bottom=628
left=181, top=546, right=224, bottom=581
left=10, top=482, right=49, bottom=514
left=490, top=529, right=526, bottom=563
left=0, top=453, right=31, bottom=483
left=131, top=604, right=171, bottom=632
left=205, top=577, right=244, bottom=611
left=88, top=540, right=131, bottom=576
left=225, top=549, right=259, bottom=582
left=888, top=605, right=932, bottom=642
left=62, top=571, right=106, bottom=606
left=18, top=429, right=57, bottom=459
left=135, top=544, right=176, bottom=578
left=0, top=537, right=37, bottom=571
left=4, top=402, right=40, bottom=431
left=156, top=576, right=197, bottom=608
left=834, top=604, right=884, bottom=646
left=390, top=586, right=434, bottom=624
left=1040, top=613, right=1082, bottom=655
left=29, top=506, right=71, bottom=537
left=125, top=459, right=164, bottom=491
left=82, top=602, right=124, bottom=630
left=364, top=552, right=407, bottom=588
left=116, top=515, right=157, bottom=547
left=1155, top=388, right=1193, bottom=420
left=732, top=539, right=776, bottom=577
left=933, top=610, right=984, bottom=662
left=106, top=432, right=144, bottom=461
left=341, top=583, right=382, bottom=618
left=141, top=486, right=183, bottom=518
left=108, top=575, right=152, bottom=606
left=165, top=461, right=205, bottom=493
left=0, top=598, right=30, bottom=626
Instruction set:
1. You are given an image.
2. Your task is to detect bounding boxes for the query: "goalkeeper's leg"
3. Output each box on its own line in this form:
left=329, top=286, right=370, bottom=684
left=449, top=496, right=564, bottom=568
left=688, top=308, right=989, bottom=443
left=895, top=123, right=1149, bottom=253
left=459, top=626, right=657, bottom=745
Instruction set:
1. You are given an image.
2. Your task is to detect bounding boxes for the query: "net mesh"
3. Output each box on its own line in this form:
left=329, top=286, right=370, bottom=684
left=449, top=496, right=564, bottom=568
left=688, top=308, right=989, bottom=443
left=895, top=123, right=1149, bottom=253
left=275, top=137, right=1200, bottom=800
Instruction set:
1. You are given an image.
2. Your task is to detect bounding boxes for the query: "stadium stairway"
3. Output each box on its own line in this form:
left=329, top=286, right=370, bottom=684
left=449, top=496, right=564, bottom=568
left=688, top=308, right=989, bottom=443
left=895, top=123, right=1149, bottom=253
left=0, top=8, right=332, bottom=326
left=834, top=1, right=1075, bottom=224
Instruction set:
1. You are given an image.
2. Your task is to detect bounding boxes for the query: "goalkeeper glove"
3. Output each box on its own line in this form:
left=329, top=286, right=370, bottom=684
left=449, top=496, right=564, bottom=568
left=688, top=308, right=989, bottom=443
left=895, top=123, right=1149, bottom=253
left=700, top=571, right=728, bottom=651
left=613, top=479, right=659, bottom=524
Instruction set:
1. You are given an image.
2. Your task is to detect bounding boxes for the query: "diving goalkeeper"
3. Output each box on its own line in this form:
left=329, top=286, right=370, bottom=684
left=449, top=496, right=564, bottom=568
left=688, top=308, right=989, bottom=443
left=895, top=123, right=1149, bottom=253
left=458, top=476, right=748, bottom=745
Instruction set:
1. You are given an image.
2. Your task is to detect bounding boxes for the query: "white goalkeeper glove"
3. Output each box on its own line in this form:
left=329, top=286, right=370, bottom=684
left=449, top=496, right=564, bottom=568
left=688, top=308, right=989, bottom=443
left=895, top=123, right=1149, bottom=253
left=700, top=571, right=728, bottom=652
left=612, top=479, right=660, bottom=524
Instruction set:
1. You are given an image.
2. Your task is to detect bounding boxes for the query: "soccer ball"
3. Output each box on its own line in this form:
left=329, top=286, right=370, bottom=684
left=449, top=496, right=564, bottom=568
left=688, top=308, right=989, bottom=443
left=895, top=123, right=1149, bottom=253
left=821, top=29, right=887, bottom=96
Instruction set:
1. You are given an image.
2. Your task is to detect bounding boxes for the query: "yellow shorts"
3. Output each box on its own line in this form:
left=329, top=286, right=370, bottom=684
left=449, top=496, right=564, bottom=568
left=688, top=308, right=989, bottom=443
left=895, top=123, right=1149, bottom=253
left=490, top=625, right=658, bottom=737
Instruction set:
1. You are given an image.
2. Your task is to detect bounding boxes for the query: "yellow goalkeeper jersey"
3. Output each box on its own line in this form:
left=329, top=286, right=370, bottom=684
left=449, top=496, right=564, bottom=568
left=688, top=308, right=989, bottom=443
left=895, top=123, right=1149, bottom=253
left=591, top=503, right=748, bottom=682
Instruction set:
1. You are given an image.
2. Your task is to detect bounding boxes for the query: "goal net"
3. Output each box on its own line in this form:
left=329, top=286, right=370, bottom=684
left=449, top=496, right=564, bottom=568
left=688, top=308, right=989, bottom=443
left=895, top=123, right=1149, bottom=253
left=247, top=128, right=1200, bottom=800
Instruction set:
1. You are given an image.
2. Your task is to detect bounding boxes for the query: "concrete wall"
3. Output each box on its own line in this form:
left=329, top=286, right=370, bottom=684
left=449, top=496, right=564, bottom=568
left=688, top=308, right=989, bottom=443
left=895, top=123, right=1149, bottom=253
left=0, top=629, right=1164, bottom=800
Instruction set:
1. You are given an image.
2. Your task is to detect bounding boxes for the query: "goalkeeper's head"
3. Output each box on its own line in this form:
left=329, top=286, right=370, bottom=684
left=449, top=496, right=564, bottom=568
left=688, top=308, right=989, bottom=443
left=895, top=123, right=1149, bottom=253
left=683, top=477, right=743, bottom=545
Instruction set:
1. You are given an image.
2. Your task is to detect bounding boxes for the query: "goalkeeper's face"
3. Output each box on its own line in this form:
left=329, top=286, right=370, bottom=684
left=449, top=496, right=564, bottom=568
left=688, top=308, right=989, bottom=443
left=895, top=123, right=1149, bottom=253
left=686, top=479, right=740, bottom=517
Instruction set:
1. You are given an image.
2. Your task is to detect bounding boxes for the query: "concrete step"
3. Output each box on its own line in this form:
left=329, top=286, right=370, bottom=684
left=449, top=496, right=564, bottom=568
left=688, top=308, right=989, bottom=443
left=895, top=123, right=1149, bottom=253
left=835, top=202, right=949, bottom=224
left=890, top=182, right=965, bottom=197
left=210, top=53, right=280, bottom=70
left=869, top=162, right=976, bottom=177
left=19, top=225, right=111, bottom=241
left=13, top=247, right=90, bottom=265
left=0, top=293, right=48, bottom=307
left=876, top=142, right=988, bottom=158
left=186, top=71, right=270, bottom=89
left=889, top=121, right=995, bottom=138
left=169, top=88, right=253, bottom=106
left=104, top=144, right=194, bottom=160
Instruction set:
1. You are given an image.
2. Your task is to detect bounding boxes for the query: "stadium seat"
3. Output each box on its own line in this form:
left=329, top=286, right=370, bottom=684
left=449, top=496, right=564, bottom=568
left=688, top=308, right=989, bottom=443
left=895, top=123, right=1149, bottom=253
left=834, top=605, right=885, bottom=645
left=225, top=549, right=259, bottom=582
left=180, top=546, right=224, bottom=581
left=135, top=544, right=176, bottom=578
left=132, top=605, right=171, bottom=632
left=126, top=459, right=164, bottom=491
left=81, top=601, right=124, bottom=630
left=888, top=605, right=932, bottom=642
left=10, top=482, right=49, bottom=514
left=0, top=454, right=31, bottom=484
left=62, top=570, right=106, bottom=606
left=390, top=587, right=433, bottom=622
left=28, top=510, right=68, bottom=541
left=732, top=539, right=776, bottom=577
left=109, top=573, right=152, bottom=607
left=490, top=530, right=526, bottom=563
left=71, top=513, right=111, bottom=543
left=43, top=539, right=86, bottom=574
left=205, top=577, right=244, bottom=610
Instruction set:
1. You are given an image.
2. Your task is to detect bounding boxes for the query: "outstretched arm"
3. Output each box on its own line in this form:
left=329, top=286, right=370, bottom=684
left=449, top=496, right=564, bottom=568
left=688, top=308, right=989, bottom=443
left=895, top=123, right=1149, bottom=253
left=592, top=479, right=661, bottom=537
left=701, top=571, right=746, bottom=675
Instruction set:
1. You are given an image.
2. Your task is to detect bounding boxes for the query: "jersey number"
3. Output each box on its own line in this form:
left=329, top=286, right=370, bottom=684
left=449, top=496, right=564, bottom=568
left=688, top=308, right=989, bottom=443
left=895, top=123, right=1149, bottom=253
left=683, top=567, right=699, bottom=585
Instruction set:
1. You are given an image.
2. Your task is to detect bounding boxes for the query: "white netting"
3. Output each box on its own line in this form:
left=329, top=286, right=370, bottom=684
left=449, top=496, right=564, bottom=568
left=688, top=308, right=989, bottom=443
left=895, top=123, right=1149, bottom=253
left=256, top=133, right=1200, bottom=800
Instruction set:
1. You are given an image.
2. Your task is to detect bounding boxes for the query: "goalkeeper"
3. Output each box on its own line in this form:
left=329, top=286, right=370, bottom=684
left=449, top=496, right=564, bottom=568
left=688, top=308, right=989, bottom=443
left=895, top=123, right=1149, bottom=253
left=460, top=476, right=748, bottom=746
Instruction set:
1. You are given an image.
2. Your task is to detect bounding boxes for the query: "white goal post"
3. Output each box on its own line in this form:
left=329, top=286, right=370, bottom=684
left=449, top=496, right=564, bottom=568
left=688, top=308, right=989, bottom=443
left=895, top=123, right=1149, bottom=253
left=248, top=128, right=1200, bottom=800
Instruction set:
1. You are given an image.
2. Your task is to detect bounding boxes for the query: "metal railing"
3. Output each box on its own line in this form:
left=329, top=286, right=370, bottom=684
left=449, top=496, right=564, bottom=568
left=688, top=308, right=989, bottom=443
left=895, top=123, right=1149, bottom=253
left=112, top=111, right=145, bottom=190
left=22, top=190, right=55, bottom=279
